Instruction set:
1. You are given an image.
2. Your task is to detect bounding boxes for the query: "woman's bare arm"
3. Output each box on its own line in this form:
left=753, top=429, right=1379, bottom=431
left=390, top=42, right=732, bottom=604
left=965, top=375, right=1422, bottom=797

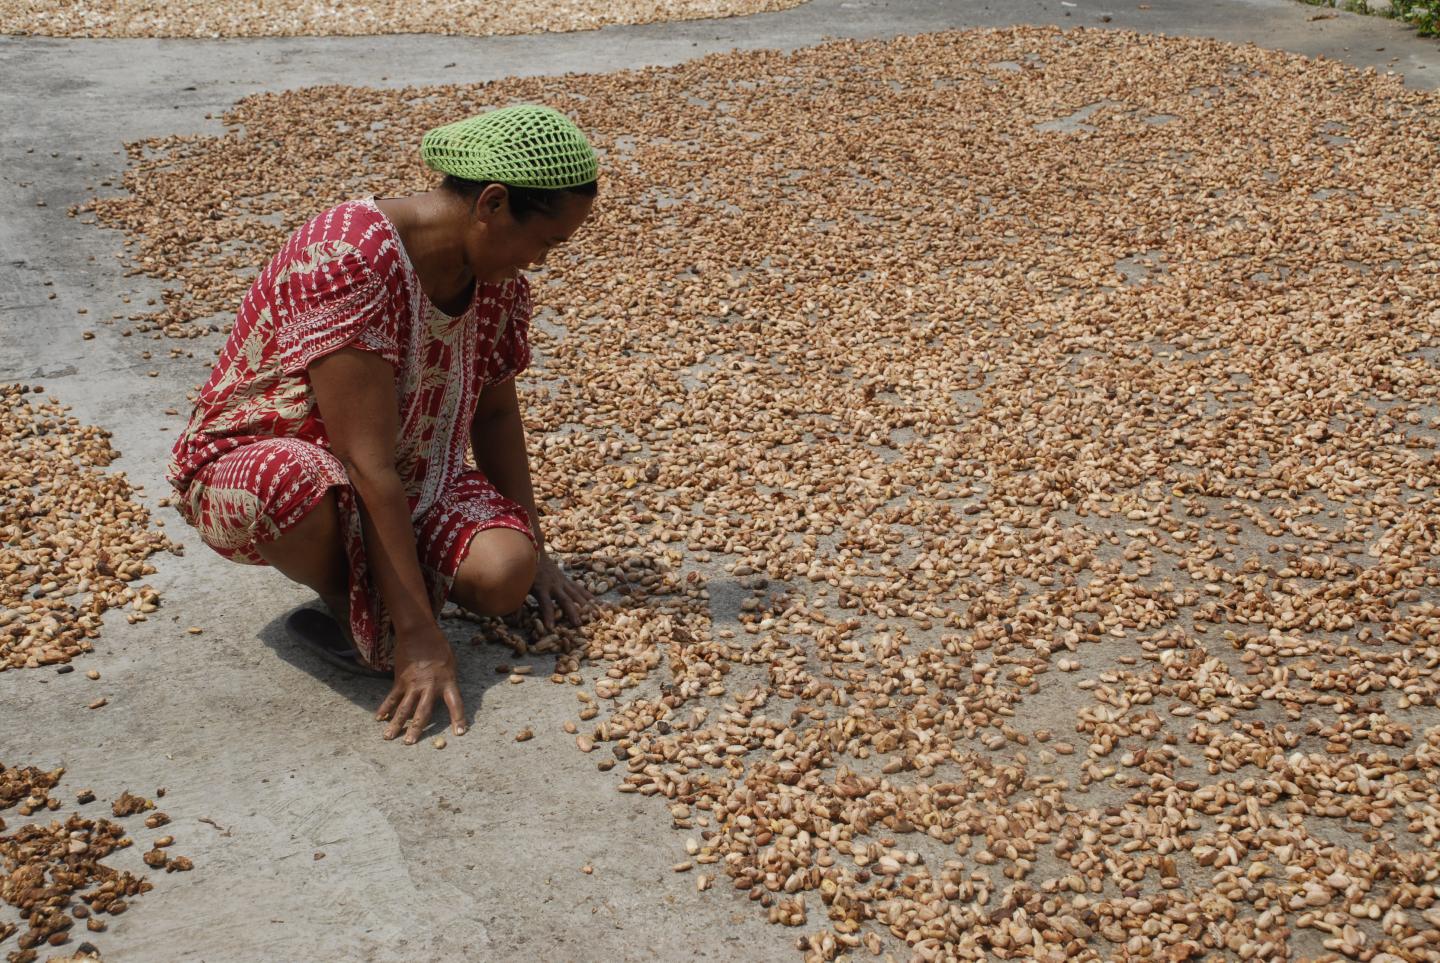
left=470, top=378, right=595, bottom=629
left=470, top=378, right=543, bottom=547
left=309, top=347, right=466, bottom=741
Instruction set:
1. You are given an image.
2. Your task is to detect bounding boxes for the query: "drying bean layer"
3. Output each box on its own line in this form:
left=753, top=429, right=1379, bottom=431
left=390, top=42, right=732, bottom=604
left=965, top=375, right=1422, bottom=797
left=85, top=28, right=1440, bottom=961
left=0, top=0, right=807, bottom=39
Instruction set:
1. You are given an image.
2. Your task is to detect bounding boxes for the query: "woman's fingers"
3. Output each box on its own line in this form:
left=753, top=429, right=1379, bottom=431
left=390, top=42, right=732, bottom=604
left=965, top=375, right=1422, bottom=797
left=405, top=692, right=438, bottom=745
left=558, top=597, right=580, bottom=627
left=443, top=684, right=467, bottom=736
left=527, top=558, right=601, bottom=632
left=557, top=588, right=582, bottom=627
left=563, top=578, right=599, bottom=625
left=376, top=683, right=404, bottom=722
left=384, top=689, right=420, bottom=741
left=562, top=577, right=593, bottom=606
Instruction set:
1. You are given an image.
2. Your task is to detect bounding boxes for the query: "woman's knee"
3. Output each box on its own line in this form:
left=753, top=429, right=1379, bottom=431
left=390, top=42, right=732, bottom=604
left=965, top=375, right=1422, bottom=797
left=452, top=528, right=536, bottom=616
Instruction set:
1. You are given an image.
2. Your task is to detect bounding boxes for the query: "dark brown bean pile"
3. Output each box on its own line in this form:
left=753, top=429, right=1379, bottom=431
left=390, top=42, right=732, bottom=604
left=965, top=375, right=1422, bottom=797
left=0, top=386, right=174, bottom=672
left=1, top=768, right=191, bottom=963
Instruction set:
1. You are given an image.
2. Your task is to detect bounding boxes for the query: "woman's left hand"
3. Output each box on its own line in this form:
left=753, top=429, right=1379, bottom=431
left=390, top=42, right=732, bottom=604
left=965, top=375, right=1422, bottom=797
left=529, top=550, right=596, bottom=631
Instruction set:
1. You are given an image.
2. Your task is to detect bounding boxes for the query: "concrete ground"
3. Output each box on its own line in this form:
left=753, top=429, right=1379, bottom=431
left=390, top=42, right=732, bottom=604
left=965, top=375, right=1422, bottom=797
left=1, top=1, right=1437, bottom=961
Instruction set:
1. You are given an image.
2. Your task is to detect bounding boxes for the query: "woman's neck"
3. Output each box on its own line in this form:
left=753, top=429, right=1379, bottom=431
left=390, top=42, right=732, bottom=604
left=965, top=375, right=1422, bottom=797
left=377, top=191, right=475, bottom=312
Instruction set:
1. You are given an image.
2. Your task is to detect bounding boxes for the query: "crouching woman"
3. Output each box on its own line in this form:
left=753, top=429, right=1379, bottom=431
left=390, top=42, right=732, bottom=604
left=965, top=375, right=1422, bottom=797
left=166, top=106, right=597, bottom=744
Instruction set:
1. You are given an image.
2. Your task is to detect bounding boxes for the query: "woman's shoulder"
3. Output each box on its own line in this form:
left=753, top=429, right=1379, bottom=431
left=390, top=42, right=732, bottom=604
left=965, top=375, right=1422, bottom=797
left=269, top=200, right=406, bottom=288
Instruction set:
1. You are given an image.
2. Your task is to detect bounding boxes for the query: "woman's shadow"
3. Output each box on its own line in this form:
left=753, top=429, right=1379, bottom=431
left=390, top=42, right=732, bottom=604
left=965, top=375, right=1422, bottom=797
left=255, top=602, right=545, bottom=738
left=253, top=547, right=755, bottom=738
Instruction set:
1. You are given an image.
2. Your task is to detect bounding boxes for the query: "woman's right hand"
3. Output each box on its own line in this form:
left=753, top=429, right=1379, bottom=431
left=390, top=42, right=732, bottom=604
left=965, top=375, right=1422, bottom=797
left=376, top=625, right=466, bottom=744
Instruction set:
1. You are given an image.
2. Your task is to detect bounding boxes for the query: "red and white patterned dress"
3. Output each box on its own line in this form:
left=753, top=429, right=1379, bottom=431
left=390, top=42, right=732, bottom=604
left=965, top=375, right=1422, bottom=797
left=167, top=198, right=535, bottom=670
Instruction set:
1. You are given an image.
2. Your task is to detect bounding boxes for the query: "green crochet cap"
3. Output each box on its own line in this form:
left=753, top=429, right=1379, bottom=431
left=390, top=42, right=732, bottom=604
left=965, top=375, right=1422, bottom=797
left=421, top=105, right=598, bottom=190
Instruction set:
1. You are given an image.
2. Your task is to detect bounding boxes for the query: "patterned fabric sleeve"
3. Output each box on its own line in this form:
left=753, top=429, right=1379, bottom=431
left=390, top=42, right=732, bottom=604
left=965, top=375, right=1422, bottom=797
left=483, top=275, right=534, bottom=386
left=275, top=240, right=401, bottom=375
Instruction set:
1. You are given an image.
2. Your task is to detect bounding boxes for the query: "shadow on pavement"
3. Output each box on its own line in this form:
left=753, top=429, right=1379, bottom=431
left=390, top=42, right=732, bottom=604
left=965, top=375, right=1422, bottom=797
left=256, top=603, right=536, bottom=737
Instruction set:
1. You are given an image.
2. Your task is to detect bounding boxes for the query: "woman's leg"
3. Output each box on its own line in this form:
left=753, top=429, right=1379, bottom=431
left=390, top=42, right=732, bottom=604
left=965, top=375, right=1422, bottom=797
left=449, top=527, right=536, bottom=617
left=256, top=490, right=349, bottom=619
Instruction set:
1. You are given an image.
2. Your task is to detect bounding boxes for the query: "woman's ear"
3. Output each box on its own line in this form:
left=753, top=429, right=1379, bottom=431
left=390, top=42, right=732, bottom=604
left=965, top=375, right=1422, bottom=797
left=474, top=183, right=509, bottom=222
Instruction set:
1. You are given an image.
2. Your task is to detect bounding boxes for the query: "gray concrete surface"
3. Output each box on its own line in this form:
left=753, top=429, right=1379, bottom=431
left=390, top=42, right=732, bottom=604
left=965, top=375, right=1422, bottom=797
left=1, top=1, right=1437, bottom=961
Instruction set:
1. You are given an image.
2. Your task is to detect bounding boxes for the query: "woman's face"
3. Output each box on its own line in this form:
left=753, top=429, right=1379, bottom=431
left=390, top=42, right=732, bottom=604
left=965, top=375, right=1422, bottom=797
left=469, top=188, right=595, bottom=284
